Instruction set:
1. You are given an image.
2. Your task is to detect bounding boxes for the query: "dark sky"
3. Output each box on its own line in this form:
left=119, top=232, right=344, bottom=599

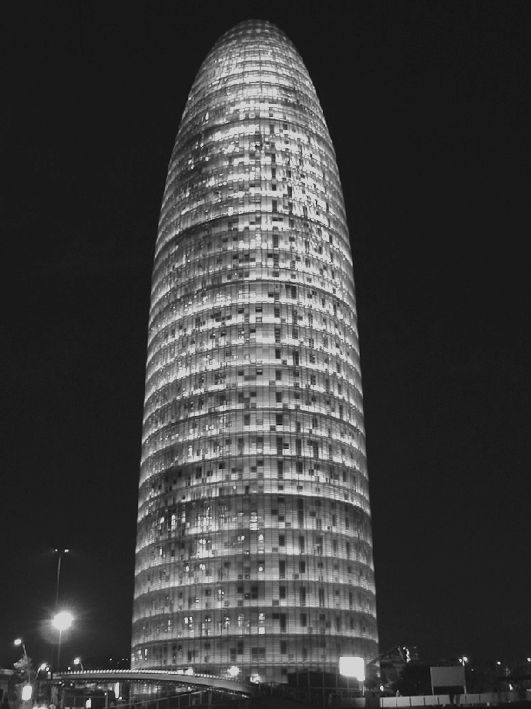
left=2, top=1, right=530, bottom=671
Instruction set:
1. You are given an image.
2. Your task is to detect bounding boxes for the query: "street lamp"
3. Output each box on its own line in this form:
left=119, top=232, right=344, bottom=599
left=14, top=638, right=34, bottom=703
left=14, top=638, right=28, bottom=658
left=53, top=549, right=70, bottom=610
left=14, top=638, right=32, bottom=687
left=73, top=657, right=85, bottom=671
left=53, top=611, right=73, bottom=631
left=52, top=611, right=73, bottom=671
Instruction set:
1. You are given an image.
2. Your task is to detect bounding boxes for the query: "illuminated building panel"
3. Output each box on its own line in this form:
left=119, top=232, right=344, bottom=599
left=131, top=20, right=378, bottom=683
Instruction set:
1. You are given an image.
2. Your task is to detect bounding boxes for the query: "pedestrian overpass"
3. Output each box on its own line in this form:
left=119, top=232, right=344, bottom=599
left=55, top=669, right=255, bottom=696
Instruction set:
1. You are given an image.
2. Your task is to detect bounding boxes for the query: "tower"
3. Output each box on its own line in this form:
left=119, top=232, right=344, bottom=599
left=132, top=20, right=378, bottom=684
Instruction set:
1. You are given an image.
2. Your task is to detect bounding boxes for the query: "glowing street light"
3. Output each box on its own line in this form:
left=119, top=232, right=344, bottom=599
left=53, top=611, right=73, bottom=631
left=14, top=638, right=33, bottom=687
left=73, top=657, right=85, bottom=671
left=14, top=638, right=28, bottom=658
left=52, top=611, right=73, bottom=671
left=227, top=665, right=240, bottom=677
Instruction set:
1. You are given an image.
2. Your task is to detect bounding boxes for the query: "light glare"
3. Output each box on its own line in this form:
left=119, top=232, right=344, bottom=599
left=339, top=656, right=365, bottom=681
left=53, top=611, right=73, bottom=631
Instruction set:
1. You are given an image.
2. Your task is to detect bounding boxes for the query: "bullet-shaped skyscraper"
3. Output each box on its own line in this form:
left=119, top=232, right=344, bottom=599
left=132, top=20, right=378, bottom=683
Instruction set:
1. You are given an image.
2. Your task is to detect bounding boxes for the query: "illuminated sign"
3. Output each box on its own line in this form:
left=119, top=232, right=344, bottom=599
left=339, top=656, right=365, bottom=681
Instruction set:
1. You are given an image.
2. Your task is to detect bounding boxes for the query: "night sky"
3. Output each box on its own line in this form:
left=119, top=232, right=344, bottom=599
left=2, top=1, right=530, bottom=671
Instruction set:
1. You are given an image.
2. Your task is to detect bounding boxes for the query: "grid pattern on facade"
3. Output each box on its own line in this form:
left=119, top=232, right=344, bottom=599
left=132, top=19, right=378, bottom=684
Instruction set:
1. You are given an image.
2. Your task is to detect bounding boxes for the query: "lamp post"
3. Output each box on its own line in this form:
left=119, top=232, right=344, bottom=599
left=14, top=638, right=31, bottom=683
left=73, top=657, right=85, bottom=671
left=14, top=638, right=28, bottom=659
left=35, top=663, right=50, bottom=704
left=14, top=638, right=33, bottom=705
left=459, top=657, right=469, bottom=694
left=54, top=549, right=70, bottom=610
left=52, top=611, right=73, bottom=672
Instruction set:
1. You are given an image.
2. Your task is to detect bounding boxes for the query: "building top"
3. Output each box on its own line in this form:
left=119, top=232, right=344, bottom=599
left=180, top=18, right=329, bottom=143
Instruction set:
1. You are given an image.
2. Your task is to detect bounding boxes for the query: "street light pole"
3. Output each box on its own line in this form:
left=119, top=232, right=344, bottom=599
left=52, top=611, right=73, bottom=672
left=14, top=638, right=28, bottom=659
left=54, top=549, right=70, bottom=611
left=14, top=638, right=34, bottom=704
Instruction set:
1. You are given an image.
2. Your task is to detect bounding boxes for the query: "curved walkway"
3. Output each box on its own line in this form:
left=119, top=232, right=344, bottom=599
left=56, top=669, right=255, bottom=696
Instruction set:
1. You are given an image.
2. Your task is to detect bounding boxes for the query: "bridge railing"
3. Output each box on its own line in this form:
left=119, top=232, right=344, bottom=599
left=55, top=670, right=254, bottom=696
left=115, top=690, right=252, bottom=709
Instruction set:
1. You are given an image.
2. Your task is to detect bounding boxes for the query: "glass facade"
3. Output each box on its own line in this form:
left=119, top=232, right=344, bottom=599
left=131, top=20, right=378, bottom=684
